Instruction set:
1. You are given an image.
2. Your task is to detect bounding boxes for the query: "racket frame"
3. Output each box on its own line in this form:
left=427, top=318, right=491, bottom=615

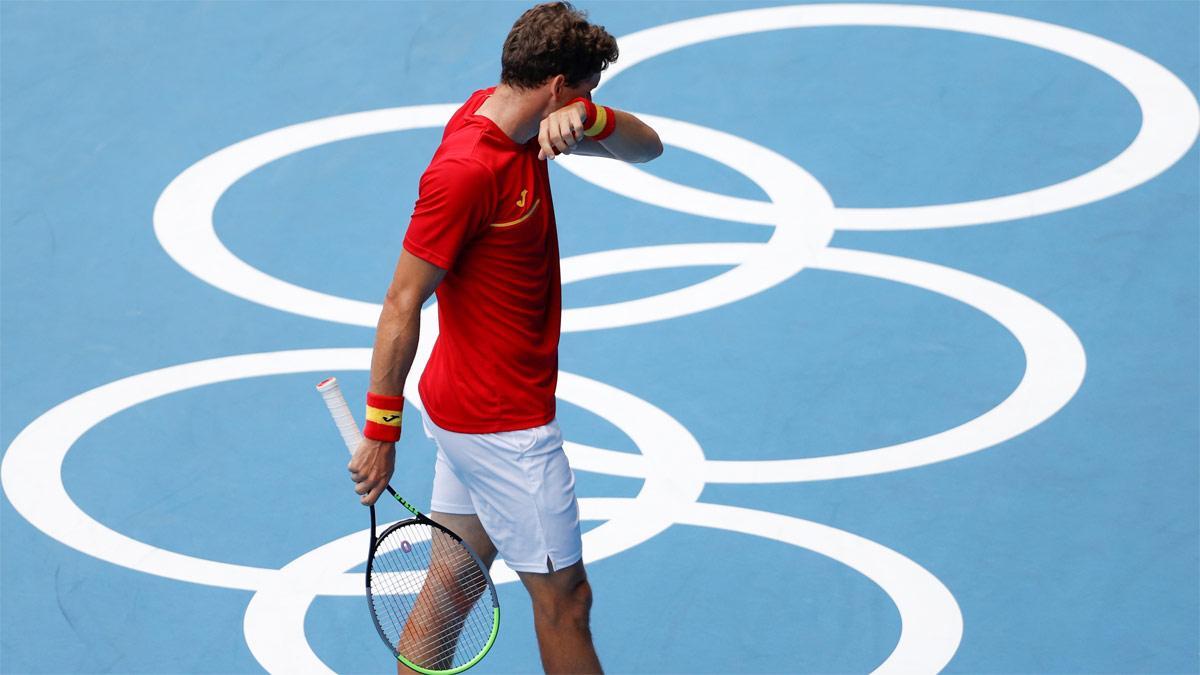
left=367, top=505, right=501, bottom=675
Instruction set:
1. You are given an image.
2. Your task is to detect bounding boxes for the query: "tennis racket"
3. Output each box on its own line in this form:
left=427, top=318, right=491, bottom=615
left=316, top=376, right=500, bottom=675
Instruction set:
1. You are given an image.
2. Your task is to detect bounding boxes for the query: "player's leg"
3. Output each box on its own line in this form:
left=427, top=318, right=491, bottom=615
left=518, top=560, right=602, bottom=674
left=396, top=513, right=497, bottom=672
left=425, top=416, right=598, bottom=673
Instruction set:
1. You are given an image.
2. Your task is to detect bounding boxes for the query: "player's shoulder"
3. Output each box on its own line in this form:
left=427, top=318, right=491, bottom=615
left=427, top=151, right=492, bottom=179
left=421, top=151, right=496, bottom=198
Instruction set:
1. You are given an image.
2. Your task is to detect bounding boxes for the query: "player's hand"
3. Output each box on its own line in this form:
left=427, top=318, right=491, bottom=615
left=537, top=100, right=587, bottom=161
left=348, top=438, right=396, bottom=506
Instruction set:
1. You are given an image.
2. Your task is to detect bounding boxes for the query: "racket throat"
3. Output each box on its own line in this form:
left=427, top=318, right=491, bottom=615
left=387, top=486, right=422, bottom=518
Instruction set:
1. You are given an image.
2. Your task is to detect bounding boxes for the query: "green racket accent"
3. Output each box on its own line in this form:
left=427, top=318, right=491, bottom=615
left=387, top=486, right=421, bottom=518
left=394, top=606, right=500, bottom=675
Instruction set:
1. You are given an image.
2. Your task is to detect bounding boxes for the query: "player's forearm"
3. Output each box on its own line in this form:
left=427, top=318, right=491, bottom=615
left=368, top=294, right=423, bottom=399
left=595, top=109, right=662, bottom=163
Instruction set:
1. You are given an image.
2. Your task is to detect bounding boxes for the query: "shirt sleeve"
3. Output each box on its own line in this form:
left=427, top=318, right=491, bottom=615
left=402, top=157, right=497, bottom=270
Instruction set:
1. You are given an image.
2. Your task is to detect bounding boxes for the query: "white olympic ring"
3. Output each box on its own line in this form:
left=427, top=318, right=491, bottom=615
left=153, top=108, right=835, bottom=331
left=581, top=3, right=1198, bottom=230
left=245, top=499, right=962, bottom=674
left=548, top=245, right=1087, bottom=482
left=0, top=348, right=704, bottom=592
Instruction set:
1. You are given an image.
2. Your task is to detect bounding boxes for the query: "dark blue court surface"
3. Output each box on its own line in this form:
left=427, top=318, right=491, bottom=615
left=3, top=2, right=1197, bottom=673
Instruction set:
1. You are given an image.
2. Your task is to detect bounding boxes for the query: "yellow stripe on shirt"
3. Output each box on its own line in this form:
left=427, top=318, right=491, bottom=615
left=490, top=198, right=540, bottom=228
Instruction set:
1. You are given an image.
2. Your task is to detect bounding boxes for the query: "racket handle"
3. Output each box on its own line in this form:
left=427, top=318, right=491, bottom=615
left=316, top=376, right=364, bottom=455
left=318, top=377, right=404, bottom=508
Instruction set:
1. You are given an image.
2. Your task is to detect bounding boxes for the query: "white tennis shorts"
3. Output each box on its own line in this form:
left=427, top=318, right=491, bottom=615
left=421, top=413, right=583, bottom=574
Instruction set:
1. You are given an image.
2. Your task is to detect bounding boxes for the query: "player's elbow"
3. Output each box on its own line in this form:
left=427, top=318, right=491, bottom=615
left=382, top=285, right=425, bottom=320
left=633, top=133, right=663, bottom=163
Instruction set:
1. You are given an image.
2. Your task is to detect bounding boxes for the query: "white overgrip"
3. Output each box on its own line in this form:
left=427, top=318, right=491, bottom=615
left=315, top=376, right=363, bottom=455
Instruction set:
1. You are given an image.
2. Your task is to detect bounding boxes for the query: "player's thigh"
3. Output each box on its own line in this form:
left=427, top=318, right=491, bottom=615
left=431, top=511, right=499, bottom=568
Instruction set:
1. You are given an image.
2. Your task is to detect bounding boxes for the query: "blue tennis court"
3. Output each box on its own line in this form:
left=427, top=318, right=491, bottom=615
left=2, top=1, right=1197, bottom=673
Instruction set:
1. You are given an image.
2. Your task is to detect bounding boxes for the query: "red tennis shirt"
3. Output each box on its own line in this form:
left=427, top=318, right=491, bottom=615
left=403, top=87, right=561, bottom=434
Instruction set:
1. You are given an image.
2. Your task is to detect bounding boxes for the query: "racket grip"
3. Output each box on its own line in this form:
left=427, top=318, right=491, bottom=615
left=316, top=376, right=364, bottom=455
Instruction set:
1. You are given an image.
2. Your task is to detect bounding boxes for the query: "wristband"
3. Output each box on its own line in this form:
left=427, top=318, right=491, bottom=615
left=567, top=97, right=615, bottom=140
left=364, top=392, right=404, bottom=442
left=589, top=105, right=616, bottom=141
left=583, top=103, right=607, bottom=137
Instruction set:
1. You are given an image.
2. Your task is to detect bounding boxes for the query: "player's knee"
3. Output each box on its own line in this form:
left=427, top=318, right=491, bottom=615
left=565, top=577, right=593, bottom=623
left=535, top=578, right=593, bottom=630
left=429, top=562, right=484, bottom=614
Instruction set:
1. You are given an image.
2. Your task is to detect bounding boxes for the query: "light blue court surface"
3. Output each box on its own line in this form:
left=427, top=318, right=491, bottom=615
left=2, top=1, right=1197, bottom=673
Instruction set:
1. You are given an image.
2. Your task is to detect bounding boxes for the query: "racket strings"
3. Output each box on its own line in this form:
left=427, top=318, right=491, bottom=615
left=369, top=522, right=494, bottom=671
left=401, top=552, right=491, bottom=659
left=379, top=552, right=490, bottom=666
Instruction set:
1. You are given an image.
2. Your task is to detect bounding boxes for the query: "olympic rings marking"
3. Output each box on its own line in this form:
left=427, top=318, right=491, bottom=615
left=5, top=2, right=1185, bottom=671
left=581, top=3, right=1199, bottom=230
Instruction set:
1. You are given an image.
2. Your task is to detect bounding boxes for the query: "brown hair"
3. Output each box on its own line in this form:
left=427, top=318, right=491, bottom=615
left=500, top=2, right=618, bottom=89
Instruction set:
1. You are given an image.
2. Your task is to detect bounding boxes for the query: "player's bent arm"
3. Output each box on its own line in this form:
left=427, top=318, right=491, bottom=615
left=540, top=101, right=662, bottom=163
left=350, top=250, right=446, bottom=505
left=577, top=108, right=663, bottom=163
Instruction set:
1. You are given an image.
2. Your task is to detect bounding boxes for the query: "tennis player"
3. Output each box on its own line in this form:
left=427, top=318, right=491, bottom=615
left=347, top=3, right=662, bottom=673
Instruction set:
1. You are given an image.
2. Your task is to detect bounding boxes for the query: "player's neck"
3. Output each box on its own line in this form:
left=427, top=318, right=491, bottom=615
left=475, top=83, right=548, bottom=145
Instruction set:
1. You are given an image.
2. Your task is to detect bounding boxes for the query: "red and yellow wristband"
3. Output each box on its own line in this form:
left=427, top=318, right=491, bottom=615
left=569, top=97, right=617, bottom=142
left=364, top=392, right=404, bottom=442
